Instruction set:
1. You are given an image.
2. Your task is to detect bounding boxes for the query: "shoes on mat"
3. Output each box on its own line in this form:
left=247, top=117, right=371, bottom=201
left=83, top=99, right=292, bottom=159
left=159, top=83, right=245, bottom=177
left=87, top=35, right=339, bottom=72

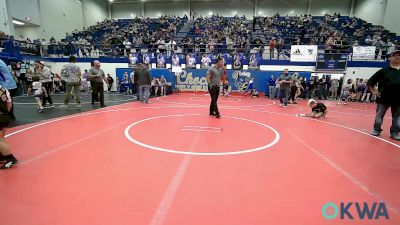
left=390, top=134, right=400, bottom=141
left=370, top=130, right=381, bottom=136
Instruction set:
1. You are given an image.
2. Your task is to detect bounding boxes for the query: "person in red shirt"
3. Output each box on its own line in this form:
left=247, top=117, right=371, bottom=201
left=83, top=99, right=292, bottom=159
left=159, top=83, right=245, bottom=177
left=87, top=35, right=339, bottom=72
left=269, top=37, right=277, bottom=59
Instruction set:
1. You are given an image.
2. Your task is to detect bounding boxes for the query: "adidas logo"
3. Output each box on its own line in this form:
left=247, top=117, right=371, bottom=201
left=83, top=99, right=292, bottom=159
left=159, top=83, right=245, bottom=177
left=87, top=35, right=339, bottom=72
left=293, top=49, right=302, bottom=55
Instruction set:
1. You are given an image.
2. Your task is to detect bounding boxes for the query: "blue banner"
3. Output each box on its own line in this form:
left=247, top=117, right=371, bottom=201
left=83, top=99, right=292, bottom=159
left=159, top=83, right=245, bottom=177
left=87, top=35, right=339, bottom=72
left=115, top=68, right=311, bottom=94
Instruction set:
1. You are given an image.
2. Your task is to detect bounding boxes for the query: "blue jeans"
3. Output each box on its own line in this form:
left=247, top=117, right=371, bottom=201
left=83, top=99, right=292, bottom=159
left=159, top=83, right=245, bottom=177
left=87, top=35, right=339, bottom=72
left=279, top=89, right=289, bottom=106
left=139, top=85, right=150, bottom=102
left=268, top=86, right=275, bottom=98
left=374, top=103, right=400, bottom=136
left=274, top=87, right=280, bottom=98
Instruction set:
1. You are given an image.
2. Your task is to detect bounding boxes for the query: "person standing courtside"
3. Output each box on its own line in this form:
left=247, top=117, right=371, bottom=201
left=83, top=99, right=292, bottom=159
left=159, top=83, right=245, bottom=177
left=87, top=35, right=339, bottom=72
left=89, top=60, right=107, bottom=107
left=277, top=68, right=292, bottom=107
left=206, top=57, right=224, bottom=118
left=60, top=56, right=82, bottom=108
left=134, top=63, right=152, bottom=104
left=0, top=85, right=17, bottom=169
left=368, top=50, right=400, bottom=140
left=34, top=61, right=54, bottom=108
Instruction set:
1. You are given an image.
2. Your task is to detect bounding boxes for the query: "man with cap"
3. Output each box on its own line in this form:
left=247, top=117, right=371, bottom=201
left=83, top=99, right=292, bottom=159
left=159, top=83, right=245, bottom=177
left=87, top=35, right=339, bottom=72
left=88, top=60, right=107, bottom=107
left=368, top=50, right=400, bottom=140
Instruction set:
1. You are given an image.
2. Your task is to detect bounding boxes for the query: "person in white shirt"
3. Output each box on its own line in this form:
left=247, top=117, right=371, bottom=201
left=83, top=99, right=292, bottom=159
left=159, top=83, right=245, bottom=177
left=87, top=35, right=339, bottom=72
left=157, top=54, right=165, bottom=68
left=172, top=54, right=180, bottom=66
left=129, top=54, right=138, bottom=67
left=187, top=53, right=196, bottom=68
left=27, top=76, right=48, bottom=112
left=201, top=54, right=211, bottom=68
left=143, top=54, right=150, bottom=65
left=33, top=61, right=54, bottom=108
left=156, top=38, right=165, bottom=53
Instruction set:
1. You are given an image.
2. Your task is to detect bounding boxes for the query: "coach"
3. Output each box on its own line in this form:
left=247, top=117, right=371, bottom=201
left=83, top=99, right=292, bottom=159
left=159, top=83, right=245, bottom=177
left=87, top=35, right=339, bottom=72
left=368, top=50, right=400, bottom=140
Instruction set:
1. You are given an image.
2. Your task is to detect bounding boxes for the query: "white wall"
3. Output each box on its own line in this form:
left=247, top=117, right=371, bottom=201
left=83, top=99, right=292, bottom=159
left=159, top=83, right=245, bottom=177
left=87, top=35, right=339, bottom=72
left=6, top=0, right=41, bottom=25
left=345, top=67, right=380, bottom=80
left=191, top=0, right=254, bottom=18
left=310, top=0, right=352, bottom=15
left=0, top=0, right=12, bottom=35
left=144, top=2, right=188, bottom=18
left=382, top=0, right=400, bottom=35
left=13, top=0, right=84, bottom=41
left=111, top=2, right=143, bottom=19
left=354, top=0, right=385, bottom=25
left=82, top=0, right=108, bottom=27
left=257, top=0, right=308, bottom=16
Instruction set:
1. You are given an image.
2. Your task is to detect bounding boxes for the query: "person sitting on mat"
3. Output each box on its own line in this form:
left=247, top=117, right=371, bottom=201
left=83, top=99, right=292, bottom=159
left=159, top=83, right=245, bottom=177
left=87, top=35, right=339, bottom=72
left=297, top=99, right=327, bottom=118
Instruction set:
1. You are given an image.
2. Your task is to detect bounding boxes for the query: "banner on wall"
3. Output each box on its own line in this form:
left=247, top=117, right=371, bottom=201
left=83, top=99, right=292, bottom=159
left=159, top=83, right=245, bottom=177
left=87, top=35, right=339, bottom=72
left=116, top=68, right=311, bottom=94
left=352, top=46, right=376, bottom=60
left=175, top=70, right=208, bottom=91
left=290, top=45, right=318, bottom=62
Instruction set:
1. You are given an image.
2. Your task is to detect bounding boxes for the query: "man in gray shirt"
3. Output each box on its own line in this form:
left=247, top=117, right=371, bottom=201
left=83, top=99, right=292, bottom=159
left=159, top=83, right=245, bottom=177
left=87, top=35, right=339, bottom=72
left=60, top=56, right=81, bottom=107
left=277, top=69, right=292, bottom=107
left=89, top=60, right=107, bottom=107
left=206, top=57, right=224, bottom=118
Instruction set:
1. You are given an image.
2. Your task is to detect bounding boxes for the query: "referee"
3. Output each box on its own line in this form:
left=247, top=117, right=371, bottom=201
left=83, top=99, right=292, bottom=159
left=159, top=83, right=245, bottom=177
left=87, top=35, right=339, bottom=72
left=368, top=50, right=400, bottom=140
left=206, top=57, right=224, bottom=119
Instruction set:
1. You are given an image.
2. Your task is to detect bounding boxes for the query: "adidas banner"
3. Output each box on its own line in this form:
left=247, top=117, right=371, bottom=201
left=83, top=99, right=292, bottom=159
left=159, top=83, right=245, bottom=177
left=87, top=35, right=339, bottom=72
left=290, top=45, right=318, bottom=62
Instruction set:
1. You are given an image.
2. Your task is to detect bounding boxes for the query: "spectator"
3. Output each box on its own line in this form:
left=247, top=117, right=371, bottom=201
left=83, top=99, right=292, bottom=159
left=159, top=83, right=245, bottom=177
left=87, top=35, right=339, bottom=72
left=106, top=74, right=114, bottom=92
left=268, top=75, right=275, bottom=99
left=269, top=37, right=277, bottom=59
left=60, top=56, right=82, bottom=108
left=33, top=61, right=54, bottom=108
left=134, top=63, right=152, bottom=104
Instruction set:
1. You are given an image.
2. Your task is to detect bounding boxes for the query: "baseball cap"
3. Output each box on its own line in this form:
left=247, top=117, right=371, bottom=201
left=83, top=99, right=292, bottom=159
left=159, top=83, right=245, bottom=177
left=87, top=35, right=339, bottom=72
left=391, top=50, right=400, bottom=56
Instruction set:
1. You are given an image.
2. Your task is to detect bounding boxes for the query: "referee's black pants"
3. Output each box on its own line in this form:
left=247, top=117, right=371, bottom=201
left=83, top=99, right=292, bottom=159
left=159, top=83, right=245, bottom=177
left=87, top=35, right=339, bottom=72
left=209, top=85, right=220, bottom=116
left=92, top=82, right=104, bottom=106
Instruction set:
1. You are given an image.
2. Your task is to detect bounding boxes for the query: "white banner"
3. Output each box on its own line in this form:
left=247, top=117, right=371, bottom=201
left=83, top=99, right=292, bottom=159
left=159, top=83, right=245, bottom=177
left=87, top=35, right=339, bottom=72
left=290, top=45, right=318, bottom=62
left=352, top=46, right=376, bottom=60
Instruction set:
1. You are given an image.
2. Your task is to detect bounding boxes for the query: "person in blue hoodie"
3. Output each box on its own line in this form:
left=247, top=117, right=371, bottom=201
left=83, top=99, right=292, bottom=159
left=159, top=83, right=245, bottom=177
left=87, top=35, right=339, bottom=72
left=0, top=59, right=17, bottom=120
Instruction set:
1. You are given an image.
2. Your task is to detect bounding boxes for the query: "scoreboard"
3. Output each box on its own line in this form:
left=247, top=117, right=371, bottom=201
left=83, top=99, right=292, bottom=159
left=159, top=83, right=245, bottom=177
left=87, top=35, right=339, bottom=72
left=316, top=53, right=348, bottom=71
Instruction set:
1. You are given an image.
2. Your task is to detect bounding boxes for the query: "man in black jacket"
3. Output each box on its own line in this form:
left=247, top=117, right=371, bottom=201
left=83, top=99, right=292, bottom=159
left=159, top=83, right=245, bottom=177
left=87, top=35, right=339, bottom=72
left=134, top=63, right=152, bottom=104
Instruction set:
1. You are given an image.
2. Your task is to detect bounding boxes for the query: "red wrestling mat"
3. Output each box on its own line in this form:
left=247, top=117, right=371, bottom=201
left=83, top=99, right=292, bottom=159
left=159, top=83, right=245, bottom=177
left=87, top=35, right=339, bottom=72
left=1, top=93, right=399, bottom=225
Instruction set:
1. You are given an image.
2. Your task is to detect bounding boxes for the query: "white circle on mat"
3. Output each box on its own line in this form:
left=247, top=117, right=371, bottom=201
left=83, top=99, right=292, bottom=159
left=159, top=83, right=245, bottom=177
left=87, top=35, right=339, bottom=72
left=124, top=114, right=280, bottom=156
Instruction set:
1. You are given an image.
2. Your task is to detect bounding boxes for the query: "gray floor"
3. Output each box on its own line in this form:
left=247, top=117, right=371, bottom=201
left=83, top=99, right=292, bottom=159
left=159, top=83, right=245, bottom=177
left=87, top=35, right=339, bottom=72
left=10, top=92, right=136, bottom=127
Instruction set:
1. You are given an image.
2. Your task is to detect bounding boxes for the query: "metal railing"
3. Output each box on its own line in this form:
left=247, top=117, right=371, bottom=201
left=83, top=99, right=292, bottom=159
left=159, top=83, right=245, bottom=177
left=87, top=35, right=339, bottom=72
left=1, top=38, right=395, bottom=62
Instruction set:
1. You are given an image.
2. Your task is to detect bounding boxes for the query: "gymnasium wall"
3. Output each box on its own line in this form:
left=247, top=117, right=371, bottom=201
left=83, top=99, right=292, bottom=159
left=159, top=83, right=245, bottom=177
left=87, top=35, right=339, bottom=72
left=0, top=0, right=12, bottom=35
left=13, top=0, right=85, bottom=41
left=310, top=0, right=352, bottom=16
left=382, top=0, right=400, bottom=35
left=110, top=2, right=143, bottom=19
left=82, top=0, right=109, bottom=27
left=354, top=0, right=384, bottom=25
left=257, top=0, right=308, bottom=16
